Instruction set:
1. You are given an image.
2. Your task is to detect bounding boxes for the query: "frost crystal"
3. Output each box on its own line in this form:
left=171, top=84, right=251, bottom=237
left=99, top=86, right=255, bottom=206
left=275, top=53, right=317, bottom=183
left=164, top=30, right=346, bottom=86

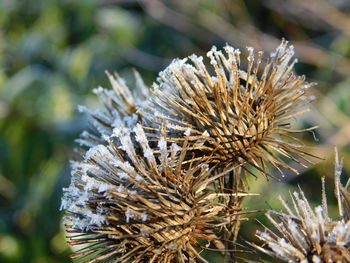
left=184, top=127, right=191, bottom=136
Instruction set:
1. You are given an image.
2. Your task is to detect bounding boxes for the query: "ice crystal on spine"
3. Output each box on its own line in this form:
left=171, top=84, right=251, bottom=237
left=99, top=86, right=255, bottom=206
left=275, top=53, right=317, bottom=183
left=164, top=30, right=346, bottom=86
left=141, top=39, right=317, bottom=178
left=254, top=150, right=350, bottom=263
left=62, top=124, right=249, bottom=263
left=77, top=70, right=149, bottom=148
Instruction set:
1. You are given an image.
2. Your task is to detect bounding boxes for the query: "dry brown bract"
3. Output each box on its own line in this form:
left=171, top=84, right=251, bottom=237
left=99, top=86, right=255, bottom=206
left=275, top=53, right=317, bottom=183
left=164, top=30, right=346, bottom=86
left=61, top=124, right=249, bottom=263
left=254, top=151, right=350, bottom=263
left=142, top=40, right=316, bottom=178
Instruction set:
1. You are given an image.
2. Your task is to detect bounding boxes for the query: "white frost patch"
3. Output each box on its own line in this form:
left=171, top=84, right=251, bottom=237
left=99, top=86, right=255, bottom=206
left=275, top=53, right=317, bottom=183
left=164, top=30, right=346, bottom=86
left=171, top=143, right=180, bottom=156
left=118, top=171, right=129, bottom=180
left=184, top=127, right=191, bottom=136
left=92, top=87, right=104, bottom=94
left=125, top=208, right=135, bottom=223
left=117, top=185, right=125, bottom=192
left=158, top=137, right=167, bottom=151
left=98, top=183, right=112, bottom=193
left=123, top=114, right=138, bottom=127
left=135, top=175, right=143, bottom=181
left=85, top=144, right=110, bottom=160
left=128, top=190, right=137, bottom=195
left=140, top=212, right=148, bottom=222
left=77, top=105, right=87, bottom=113
left=246, top=46, right=254, bottom=62
left=87, top=211, right=107, bottom=227
left=144, top=148, right=153, bottom=158
left=84, top=176, right=101, bottom=190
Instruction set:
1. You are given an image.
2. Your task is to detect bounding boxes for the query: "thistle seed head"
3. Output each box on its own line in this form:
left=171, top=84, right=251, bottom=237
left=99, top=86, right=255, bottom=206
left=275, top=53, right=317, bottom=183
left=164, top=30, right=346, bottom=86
left=254, top=151, right=350, bottom=263
left=76, top=70, right=149, bottom=149
left=62, top=124, right=245, bottom=263
left=141, top=40, right=316, bottom=178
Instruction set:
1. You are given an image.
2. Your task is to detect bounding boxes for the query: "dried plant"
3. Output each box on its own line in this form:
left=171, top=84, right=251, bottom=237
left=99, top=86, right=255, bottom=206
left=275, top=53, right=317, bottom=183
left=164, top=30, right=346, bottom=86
left=61, top=39, right=319, bottom=262
left=142, top=40, right=316, bottom=179
left=138, top=40, right=317, bottom=260
left=253, top=150, right=350, bottom=263
left=61, top=124, right=251, bottom=263
left=76, top=70, right=149, bottom=149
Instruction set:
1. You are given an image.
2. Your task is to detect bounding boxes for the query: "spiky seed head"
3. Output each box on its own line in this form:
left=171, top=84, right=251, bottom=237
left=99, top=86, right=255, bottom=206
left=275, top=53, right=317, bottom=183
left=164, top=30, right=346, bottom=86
left=254, top=155, right=350, bottom=263
left=61, top=124, right=248, bottom=263
left=76, top=70, right=149, bottom=149
left=141, top=40, right=317, bottom=178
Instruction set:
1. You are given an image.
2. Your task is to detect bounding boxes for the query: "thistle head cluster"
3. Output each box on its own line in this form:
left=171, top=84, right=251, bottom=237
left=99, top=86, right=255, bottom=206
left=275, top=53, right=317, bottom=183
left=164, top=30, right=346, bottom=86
left=61, top=40, right=317, bottom=262
left=254, top=151, right=350, bottom=263
left=142, top=40, right=316, bottom=178
left=62, top=124, right=248, bottom=262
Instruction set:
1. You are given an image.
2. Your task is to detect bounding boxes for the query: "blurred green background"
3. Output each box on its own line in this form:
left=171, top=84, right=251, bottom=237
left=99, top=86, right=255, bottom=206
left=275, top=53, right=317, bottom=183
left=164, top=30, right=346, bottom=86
left=0, top=0, right=350, bottom=262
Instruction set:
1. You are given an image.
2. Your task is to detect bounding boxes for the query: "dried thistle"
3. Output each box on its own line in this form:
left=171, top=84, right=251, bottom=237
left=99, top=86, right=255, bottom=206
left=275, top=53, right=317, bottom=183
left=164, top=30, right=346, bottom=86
left=76, top=70, right=149, bottom=149
left=61, top=124, right=250, bottom=263
left=141, top=40, right=316, bottom=178
left=253, top=151, right=350, bottom=263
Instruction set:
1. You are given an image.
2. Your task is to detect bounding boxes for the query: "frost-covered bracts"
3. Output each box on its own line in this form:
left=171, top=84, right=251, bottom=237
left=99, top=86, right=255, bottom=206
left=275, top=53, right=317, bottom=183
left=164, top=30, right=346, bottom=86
left=141, top=40, right=316, bottom=179
left=61, top=124, right=250, bottom=263
left=254, top=154, right=350, bottom=263
left=76, top=70, right=149, bottom=149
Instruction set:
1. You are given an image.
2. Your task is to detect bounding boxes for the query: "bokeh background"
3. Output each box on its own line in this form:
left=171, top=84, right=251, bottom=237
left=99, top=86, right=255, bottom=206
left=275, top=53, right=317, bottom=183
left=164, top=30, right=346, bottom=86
left=1, top=0, right=350, bottom=262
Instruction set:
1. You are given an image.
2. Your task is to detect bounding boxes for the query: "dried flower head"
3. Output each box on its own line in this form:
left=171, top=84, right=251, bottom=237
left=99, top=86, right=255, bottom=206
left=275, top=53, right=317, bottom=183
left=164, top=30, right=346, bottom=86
left=254, top=151, right=350, bottom=263
left=61, top=124, right=248, bottom=263
left=76, top=71, right=149, bottom=149
left=142, top=40, right=316, bottom=178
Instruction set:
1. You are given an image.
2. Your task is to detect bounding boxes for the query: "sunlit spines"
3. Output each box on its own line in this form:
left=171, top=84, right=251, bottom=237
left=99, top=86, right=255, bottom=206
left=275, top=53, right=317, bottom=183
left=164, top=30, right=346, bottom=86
left=62, top=124, right=252, bottom=263
left=253, top=152, right=350, bottom=263
left=141, top=40, right=317, bottom=179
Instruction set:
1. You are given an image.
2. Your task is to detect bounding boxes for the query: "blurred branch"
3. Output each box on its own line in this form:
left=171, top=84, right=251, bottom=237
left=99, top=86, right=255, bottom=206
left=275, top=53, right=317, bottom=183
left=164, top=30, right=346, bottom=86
left=264, top=0, right=332, bottom=31
left=292, top=0, right=350, bottom=37
left=138, top=0, right=213, bottom=45
left=139, top=0, right=350, bottom=77
left=121, top=47, right=173, bottom=72
left=264, top=0, right=350, bottom=38
left=0, top=174, right=16, bottom=200
left=98, top=0, right=139, bottom=6
left=328, top=121, right=350, bottom=147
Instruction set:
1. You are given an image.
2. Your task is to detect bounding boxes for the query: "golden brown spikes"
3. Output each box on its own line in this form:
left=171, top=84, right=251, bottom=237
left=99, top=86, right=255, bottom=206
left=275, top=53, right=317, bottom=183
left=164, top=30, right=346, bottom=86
left=62, top=124, right=253, bottom=263
left=62, top=39, right=319, bottom=262
left=253, top=150, right=350, bottom=263
left=141, top=40, right=317, bottom=179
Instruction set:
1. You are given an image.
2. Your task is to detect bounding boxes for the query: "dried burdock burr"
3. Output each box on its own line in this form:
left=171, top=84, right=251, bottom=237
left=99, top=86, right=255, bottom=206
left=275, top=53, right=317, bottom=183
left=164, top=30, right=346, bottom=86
left=61, top=39, right=319, bottom=262
left=76, top=70, right=149, bottom=149
left=61, top=124, right=251, bottom=263
left=141, top=40, right=317, bottom=179
left=139, top=40, right=317, bottom=260
left=253, top=150, right=350, bottom=263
